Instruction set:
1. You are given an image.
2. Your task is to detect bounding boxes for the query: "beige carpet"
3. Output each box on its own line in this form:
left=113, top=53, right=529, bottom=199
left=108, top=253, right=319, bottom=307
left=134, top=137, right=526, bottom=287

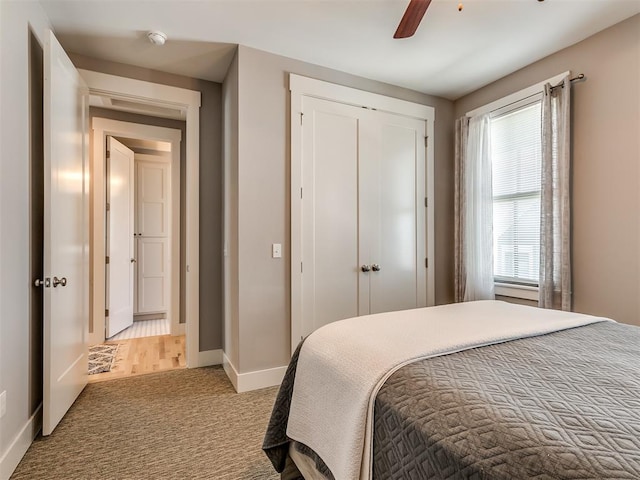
left=11, top=366, right=280, bottom=480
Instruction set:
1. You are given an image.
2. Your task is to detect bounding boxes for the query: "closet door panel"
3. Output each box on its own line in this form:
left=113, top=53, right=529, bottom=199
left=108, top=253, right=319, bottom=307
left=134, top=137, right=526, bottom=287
left=301, top=97, right=363, bottom=336
left=367, top=113, right=427, bottom=314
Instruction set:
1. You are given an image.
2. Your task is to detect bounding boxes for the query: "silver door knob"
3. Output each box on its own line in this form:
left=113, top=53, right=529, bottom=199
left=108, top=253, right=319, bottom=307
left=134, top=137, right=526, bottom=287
left=34, top=278, right=50, bottom=287
left=371, top=264, right=381, bottom=272
left=52, top=276, right=67, bottom=287
left=361, top=265, right=371, bottom=272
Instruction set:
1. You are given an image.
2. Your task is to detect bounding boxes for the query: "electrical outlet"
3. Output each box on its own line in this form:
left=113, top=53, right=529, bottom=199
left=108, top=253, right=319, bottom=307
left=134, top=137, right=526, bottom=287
left=0, top=391, right=6, bottom=418
left=272, top=243, right=282, bottom=259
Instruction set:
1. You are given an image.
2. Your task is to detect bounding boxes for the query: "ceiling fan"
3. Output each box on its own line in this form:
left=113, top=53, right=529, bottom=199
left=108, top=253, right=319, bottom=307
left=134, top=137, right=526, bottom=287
left=394, top=0, right=464, bottom=39
left=394, top=0, right=543, bottom=38
left=394, top=0, right=433, bottom=39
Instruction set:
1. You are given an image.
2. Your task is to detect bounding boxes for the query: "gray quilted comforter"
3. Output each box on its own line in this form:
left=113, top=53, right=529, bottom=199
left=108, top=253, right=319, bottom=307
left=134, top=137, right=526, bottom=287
left=265, top=321, right=640, bottom=479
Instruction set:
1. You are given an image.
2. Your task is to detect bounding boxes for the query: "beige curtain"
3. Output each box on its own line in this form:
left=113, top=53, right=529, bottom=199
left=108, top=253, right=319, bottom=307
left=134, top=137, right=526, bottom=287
left=539, top=76, right=572, bottom=310
left=454, top=117, right=468, bottom=302
left=454, top=114, right=495, bottom=302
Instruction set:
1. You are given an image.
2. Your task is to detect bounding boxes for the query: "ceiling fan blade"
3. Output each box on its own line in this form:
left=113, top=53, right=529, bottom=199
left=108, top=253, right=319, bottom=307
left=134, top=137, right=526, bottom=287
left=393, top=0, right=432, bottom=39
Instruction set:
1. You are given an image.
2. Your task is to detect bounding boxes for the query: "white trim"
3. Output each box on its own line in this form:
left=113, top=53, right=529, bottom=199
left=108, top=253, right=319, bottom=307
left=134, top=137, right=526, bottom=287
left=495, top=283, right=539, bottom=301
left=174, top=323, right=186, bottom=336
left=222, top=353, right=239, bottom=392
left=0, top=404, right=42, bottom=480
left=80, top=69, right=200, bottom=119
left=222, top=353, right=286, bottom=393
left=425, top=114, right=435, bottom=307
left=466, top=71, right=569, bottom=118
left=289, top=74, right=436, bottom=354
left=80, top=70, right=202, bottom=368
left=290, top=85, right=303, bottom=351
left=290, top=74, right=434, bottom=120
left=199, top=349, right=223, bottom=366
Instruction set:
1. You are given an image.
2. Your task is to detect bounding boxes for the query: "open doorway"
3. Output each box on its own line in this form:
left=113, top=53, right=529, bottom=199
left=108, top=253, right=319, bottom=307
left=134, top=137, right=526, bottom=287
left=80, top=69, right=202, bottom=372
left=89, top=117, right=184, bottom=381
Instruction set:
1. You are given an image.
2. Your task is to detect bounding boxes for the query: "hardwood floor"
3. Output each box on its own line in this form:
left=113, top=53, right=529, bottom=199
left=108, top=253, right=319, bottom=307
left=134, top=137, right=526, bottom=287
left=89, top=334, right=186, bottom=383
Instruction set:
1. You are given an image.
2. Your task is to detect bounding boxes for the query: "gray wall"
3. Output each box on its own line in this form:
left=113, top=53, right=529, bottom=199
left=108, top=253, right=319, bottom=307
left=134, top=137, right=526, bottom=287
left=455, top=14, right=640, bottom=327
left=222, top=51, right=240, bottom=368
left=229, top=45, right=455, bottom=373
left=70, top=54, right=225, bottom=350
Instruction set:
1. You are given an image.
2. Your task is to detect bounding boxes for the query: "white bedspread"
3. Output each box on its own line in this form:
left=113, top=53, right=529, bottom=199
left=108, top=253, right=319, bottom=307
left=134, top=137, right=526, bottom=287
left=286, top=300, right=610, bottom=480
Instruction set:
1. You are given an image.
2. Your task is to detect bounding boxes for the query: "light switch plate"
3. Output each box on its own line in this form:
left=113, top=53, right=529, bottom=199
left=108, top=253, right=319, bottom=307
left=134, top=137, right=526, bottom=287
left=272, top=243, right=282, bottom=258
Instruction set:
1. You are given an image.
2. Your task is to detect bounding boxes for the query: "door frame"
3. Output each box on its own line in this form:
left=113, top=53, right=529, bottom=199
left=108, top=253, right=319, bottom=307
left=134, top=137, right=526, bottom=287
left=93, top=120, right=182, bottom=342
left=81, top=70, right=201, bottom=368
left=289, top=74, right=435, bottom=354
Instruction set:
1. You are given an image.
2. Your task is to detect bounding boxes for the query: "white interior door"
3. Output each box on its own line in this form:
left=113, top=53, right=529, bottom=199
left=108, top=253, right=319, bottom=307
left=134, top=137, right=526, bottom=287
left=106, top=137, right=135, bottom=337
left=362, top=110, right=426, bottom=314
left=43, top=30, right=89, bottom=436
left=301, top=96, right=363, bottom=336
left=137, top=160, right=169, bottom=237
left=135, top=159, right=170, bottom=314
left=137, top=237, right=169, bottom=313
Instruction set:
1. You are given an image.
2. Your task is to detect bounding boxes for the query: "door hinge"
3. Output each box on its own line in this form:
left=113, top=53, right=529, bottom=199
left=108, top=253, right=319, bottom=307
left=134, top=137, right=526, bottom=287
left=106, top=202, right=110, bottom=211
left=300, top=187, right=303, bottom=199
left=106, top=150, right=111, bottom=159
left=105, top=256, right=110, bottom=264
left=105, top=308, right=109, bottom=317
left=424, top=136, right=429, bottom=148
left=425, top=258, right=429, bottom=268
left=424, top=197, right=428, bottom=208
left=301, top=262, right=303, bottom=273
left=300, top=112, right=304, bottom=125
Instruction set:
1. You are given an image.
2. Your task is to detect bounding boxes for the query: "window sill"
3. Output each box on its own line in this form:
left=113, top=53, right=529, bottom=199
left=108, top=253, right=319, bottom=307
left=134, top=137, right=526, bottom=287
left=494, top=282, right=539, bottom=301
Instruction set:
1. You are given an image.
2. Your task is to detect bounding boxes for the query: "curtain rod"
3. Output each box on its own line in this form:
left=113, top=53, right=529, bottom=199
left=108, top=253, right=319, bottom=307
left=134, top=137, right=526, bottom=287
left=550, top=73, right=585, bottom=90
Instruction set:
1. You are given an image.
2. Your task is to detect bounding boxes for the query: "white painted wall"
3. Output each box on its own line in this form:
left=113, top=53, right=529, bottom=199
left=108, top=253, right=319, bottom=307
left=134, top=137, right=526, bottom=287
left=0, top=2, right=51, bottom=478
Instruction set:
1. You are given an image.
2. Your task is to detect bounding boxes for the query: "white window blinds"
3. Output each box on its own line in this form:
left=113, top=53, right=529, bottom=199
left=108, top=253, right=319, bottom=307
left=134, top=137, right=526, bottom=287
left=490, top=98, right=542, bottom=285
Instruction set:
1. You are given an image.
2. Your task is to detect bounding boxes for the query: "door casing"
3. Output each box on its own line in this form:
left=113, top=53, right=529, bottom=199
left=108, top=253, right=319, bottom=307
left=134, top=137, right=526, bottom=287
left=289, top=74, right=435, bottom=354
left=92, top=119, right=182, bottom=344
left=82, top=71, right=200, bottom=369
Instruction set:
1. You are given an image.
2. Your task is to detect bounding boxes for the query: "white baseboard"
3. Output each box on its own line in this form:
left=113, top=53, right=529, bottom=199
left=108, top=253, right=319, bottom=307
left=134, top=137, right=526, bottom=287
left=171, top=322, right=186, bottom=337
left=222, top=353, right=286, bottom=393
left=0, top=403, right=42, bottom=480
left=222, top=353, right=240, bottom=391
left=198, top=348, right=223, bottom=367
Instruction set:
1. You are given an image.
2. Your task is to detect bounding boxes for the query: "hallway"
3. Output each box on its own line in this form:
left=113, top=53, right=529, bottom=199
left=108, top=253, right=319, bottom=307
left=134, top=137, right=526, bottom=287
left=89, top=334, right=185, bottom=383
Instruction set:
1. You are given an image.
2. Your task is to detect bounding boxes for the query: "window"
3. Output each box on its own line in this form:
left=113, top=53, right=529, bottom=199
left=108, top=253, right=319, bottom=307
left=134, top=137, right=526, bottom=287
left=490, top=97, right=542, bottom=287
left=464, top=71, right=569, bottom=300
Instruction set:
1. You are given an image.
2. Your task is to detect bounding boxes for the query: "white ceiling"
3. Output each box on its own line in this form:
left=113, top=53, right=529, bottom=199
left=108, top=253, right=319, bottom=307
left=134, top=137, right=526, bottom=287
left=40, top=0, right=640, bottom=100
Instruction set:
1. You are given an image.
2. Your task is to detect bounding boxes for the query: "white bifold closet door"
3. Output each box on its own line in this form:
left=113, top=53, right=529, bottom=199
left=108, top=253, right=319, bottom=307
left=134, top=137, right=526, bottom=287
left=300, top=96, right=426, bottom=337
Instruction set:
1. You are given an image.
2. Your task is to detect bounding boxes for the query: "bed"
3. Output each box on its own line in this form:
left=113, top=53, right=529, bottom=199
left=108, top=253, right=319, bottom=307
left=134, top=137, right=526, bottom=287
left=263, top=300, right=640, bottom=479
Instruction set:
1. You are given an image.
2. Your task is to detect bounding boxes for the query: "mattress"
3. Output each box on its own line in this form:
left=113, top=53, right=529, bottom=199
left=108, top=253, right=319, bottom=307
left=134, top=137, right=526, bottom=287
left=264, top=311, right=640, bottom=479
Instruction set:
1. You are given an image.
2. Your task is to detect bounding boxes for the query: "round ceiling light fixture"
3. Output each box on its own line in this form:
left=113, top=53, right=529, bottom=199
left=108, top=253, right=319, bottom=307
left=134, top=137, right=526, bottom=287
left=147, top=31, right=167, bottom=46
